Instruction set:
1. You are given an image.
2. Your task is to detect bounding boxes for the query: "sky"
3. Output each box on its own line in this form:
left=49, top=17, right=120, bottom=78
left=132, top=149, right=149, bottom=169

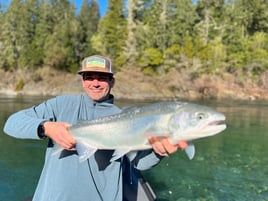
left=0, top=0, right=109, bottom=16
left=73, top=0, right=108, bottom=16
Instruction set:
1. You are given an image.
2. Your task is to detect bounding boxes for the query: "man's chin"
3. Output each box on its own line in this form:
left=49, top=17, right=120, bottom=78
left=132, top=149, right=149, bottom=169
left=86, top=89, right=109, bottom=101
left=91, top=94, right=108, bottom=102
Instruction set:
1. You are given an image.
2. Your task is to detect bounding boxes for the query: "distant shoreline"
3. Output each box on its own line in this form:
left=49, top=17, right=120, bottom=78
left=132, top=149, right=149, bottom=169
left=0, top=68, right=267, bottom=102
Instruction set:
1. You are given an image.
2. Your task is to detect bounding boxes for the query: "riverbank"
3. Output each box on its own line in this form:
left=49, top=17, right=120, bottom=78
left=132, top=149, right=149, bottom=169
left=0, top=67, right=267, bottom=101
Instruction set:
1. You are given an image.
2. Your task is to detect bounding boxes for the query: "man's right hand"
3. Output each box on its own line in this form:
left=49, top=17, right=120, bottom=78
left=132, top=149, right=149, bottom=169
left=43, top=121, right=76, bottom=150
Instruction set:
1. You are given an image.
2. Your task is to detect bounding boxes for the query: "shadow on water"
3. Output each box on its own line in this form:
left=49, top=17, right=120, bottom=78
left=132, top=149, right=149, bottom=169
left=0, top=95, right=268, bottom=201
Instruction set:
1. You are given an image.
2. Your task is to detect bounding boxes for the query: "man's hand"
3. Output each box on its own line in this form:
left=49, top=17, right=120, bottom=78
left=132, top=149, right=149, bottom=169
left=148, top=136, right=188, bottom=157
left=43, top=121, right=76, bottom=151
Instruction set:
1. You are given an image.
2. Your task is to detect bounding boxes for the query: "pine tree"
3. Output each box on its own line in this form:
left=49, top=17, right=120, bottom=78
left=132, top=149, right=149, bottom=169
left=43, top=0, right=77, bottom=71
left=18, top=0, right=40, bottom=69
left=1, top=0, right=37, bottom=70
left=25, top=0, right=55, bottom=69
left=195, top=0, right=226, bottom=45
left=0, top=3, right=6, bottom=69
left=92, top=0, right=126, bottom=71
left=78, top=0, right=100, bottom=58
left=169, top=0, right=197, bottom=45
left=125, top=0, right=150, bottom=65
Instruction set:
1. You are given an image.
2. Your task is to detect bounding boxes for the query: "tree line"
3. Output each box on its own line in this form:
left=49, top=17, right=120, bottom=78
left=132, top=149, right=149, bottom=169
left=0, top=0, right=267, bottom=80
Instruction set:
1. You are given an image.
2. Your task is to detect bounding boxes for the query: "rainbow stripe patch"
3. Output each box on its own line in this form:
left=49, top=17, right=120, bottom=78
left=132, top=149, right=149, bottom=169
left=86, top=58, right=106, bottom=68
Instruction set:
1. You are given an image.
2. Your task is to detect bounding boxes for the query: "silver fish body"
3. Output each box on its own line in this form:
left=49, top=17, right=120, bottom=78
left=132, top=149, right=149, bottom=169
left=54, top=102, right=227, bottom=161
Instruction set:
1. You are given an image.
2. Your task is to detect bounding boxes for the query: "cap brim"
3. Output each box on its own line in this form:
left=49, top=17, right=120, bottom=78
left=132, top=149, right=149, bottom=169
left=77, top=67, right=113, bottom=75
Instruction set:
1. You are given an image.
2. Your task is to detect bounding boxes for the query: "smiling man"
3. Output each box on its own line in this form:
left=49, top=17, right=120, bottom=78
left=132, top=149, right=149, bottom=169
left=4, top=55, right=187, bottom=201
left=79, top=56, right=115, bottom=101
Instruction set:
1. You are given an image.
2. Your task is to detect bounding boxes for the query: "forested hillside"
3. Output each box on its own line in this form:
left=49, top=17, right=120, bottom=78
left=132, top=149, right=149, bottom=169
left=0, top=0, right=267, bottom=100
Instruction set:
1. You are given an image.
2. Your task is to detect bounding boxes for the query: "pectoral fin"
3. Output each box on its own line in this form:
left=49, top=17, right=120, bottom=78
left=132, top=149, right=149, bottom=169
left=51, top=144, right=63, bottom=156
left=110, top=149, right=130, bottom=162
left=76, top=141, right=97, bottom=162
left=185, top=141, right=195, bottom=160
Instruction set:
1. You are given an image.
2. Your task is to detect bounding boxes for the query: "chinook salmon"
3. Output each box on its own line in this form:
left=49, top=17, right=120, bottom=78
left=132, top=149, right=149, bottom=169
left=53, top=102, right=226, bottom=162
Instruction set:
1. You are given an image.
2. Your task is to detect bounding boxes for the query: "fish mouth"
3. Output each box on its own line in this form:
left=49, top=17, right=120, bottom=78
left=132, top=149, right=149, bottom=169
left=207, top=114, right=226, bottom=125
left=202, top=118, right=227, bottom=136
left=208, top=119, right=226, bottom=126
left=175, top=118, right=227, bottom=141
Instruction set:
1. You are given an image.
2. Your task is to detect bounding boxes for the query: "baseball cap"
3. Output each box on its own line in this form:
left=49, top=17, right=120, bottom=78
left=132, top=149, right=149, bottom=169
left=77, top=55, right=113, bottom=75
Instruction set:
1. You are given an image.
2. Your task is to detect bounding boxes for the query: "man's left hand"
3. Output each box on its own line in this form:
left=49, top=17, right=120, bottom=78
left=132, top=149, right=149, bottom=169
left=148, top=137, right=188, bottom=157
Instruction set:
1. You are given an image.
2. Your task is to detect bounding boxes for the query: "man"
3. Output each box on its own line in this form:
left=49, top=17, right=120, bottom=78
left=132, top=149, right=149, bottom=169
left=4, top=55, right=187, bottom=201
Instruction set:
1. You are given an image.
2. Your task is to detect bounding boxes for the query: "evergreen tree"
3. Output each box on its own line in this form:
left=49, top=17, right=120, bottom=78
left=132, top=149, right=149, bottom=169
left=124, top=0, right=151, bottom=66
left=137, top=0, right=166, bottom=73
left=78, top=0, right=100, bottom=58
left=25, top=0, right=54, bottom=69
left=92, top=0, right=126, bottom=71
left=195, top=0, right=226, bottom=45
left=0, top=0, right=266, bottom=84
left=0, top=4, right=6, bottom=69
left=242, top=0, right=268, bottom=34
left=169, top=0, right=197, bottom=45
left=124, top=0, right=139, bottom=65
left=130, top=0, right=151, bottom=55
left=142, top=0, right=165, bottom=49
left=162, top=0, right=198, bottom=72
left=18, top=0, right=40, bottom=69
left=1, top=0, right=36, bottom=70
left=43, top=0, right=77, bottom=71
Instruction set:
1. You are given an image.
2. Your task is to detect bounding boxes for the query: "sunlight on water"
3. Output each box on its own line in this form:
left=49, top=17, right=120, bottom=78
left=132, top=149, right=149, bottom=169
left=0, top=96, right=268, bottom=201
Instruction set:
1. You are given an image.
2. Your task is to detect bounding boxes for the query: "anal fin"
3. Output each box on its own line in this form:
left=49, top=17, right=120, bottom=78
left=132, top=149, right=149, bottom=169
left=110, top=149, right=130, bottom=162
left=76, top=141, right=97, bottom=162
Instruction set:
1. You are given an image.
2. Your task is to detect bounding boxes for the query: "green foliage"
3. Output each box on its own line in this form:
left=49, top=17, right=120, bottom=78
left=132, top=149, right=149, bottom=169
left=196, top=37, right=227, bottom=74
left=163, top=44, right=182, bottom=72
left=78, top=0, right=100, bottom=58
left=14, top=78, right=24, bottom=91
left=0, top=0, right=267, bottom=83
left=92, top=0, right=127, bottom=70
left=138, top=48, right=163, bottom=75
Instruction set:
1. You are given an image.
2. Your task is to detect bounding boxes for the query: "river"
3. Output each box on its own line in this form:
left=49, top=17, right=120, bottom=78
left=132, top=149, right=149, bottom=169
left=0, top=95, right=267, bottom=201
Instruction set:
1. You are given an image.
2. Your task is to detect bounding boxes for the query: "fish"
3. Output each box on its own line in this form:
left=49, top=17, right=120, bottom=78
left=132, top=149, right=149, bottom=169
left=53, top=101, right=227, bottom=162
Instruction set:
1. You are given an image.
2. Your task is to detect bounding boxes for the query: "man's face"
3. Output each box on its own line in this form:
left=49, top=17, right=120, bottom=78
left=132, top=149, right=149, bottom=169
left=82, top=72, right=115, bottom=101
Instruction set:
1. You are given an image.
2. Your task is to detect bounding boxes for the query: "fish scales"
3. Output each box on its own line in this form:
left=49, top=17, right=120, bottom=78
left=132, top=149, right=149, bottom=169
left=53, top=101, right=227, bottom=162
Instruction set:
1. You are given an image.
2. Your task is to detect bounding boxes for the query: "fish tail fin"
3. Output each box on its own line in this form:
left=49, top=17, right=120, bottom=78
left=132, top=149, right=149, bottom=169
left=76, top=141, right=97, bottom=162
left=185, top=141, right=195, bottom=160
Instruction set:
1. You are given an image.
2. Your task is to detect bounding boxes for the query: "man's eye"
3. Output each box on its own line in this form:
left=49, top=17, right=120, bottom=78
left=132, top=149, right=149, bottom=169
left=98, top=77, right=108, bottom=81
left=83, top=76, right=109, bottom=81
left=83, top=76, right=94, bottom=81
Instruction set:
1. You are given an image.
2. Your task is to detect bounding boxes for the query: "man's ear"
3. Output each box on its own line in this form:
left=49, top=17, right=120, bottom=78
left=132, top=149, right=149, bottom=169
left=110, top=77, right=115, bottom=88
left=81, top=76, right=86, bottom=87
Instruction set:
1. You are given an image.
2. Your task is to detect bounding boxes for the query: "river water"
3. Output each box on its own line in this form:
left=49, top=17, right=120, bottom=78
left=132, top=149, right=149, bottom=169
left=0, top=95, right=267, bottom=201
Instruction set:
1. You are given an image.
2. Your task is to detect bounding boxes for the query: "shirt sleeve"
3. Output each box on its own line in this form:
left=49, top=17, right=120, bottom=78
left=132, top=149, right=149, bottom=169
left=127, top=149, right=163, bottom=171
left=3, top=98, right=58, bottom=139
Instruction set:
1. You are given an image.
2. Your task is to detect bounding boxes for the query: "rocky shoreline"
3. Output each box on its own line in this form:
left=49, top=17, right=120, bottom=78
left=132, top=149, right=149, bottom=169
left=0, top=68, right=267, bottom=101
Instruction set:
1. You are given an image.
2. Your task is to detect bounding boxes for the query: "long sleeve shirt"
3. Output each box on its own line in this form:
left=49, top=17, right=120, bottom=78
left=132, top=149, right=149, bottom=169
left=3, top=93, right=161, bottom=201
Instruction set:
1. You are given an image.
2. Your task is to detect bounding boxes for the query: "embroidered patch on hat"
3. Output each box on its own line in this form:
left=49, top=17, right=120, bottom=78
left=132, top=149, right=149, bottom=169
left=86, top=57, right=106, bottom=68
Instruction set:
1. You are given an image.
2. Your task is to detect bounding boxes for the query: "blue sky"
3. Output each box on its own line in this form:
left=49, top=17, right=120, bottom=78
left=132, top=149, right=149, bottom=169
left=73, top=0, right=108, bottom=16
left=1, top=0, right=198, bottom=16
left=0, top=0, right=108, bottom=16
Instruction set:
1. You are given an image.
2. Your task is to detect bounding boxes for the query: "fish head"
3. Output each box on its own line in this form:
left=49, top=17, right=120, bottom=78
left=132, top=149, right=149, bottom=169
left=168, top=103, right=227, bottom=142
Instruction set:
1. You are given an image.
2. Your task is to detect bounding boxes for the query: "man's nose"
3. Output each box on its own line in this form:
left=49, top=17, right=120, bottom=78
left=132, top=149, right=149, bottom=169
left=92, top=79, right=100, bottom=85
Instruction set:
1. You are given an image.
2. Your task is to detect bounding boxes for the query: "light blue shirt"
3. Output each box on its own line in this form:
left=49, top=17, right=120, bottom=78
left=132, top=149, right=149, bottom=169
left=4, top=94, right=161, bottom=201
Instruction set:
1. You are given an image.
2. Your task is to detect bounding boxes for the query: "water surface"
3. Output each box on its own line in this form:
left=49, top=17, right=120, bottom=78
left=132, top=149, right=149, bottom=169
left=0, top=95, right=267, bottom=201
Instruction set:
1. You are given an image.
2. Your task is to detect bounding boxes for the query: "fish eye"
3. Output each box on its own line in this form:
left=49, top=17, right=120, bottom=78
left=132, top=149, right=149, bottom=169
left=196, top=112, right=206, bottom=120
